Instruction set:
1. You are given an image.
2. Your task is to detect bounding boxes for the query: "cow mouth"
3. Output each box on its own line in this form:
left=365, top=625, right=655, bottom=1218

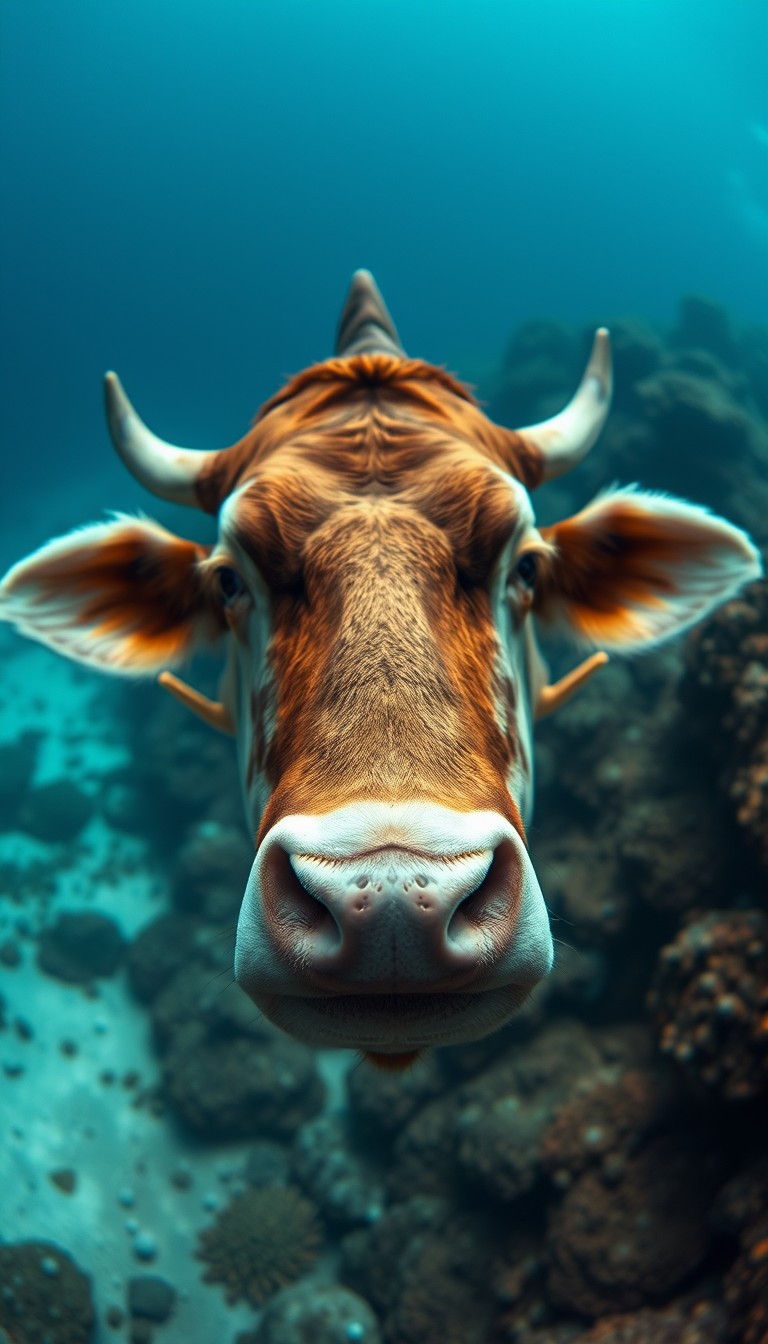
left=252, top=982, right=536, bottom=1051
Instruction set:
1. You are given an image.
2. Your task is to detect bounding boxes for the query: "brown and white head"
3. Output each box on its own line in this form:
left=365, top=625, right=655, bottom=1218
left=1, top=271, right=760, bottom=1065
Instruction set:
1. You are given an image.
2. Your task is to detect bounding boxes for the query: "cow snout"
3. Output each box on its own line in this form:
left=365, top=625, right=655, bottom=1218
left=234, top=802, right=553, bottom=1049
left=264, top=842, right=517, bottom=989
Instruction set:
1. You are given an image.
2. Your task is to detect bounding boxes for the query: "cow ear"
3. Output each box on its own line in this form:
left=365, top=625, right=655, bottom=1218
left=536, top=487, right=762, bottom=652
left=0, top=515, right=225, bottom=674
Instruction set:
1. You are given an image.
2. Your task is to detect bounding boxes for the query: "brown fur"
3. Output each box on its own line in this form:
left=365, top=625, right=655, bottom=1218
left=192, top=356, right=537, bottom=841
left=537, top=497, right=716, bottom=641
left=16, top=524, right=223, bottom=666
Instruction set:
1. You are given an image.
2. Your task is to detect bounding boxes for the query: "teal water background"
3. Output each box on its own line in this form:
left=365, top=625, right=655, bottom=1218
left=0, top=0, right=766, bottom=562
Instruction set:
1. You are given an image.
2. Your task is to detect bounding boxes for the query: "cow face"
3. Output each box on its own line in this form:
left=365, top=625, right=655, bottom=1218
left=1, top=272, right=760, bottom=1065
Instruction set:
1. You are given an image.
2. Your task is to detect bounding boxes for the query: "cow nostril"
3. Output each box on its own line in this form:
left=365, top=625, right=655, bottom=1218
left=265, top=845, right=340, bottom=946
left=446, top=841, right=520, bottom=942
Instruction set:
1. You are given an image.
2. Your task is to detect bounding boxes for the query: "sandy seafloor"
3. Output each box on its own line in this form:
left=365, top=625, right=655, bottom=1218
left=0, top=624, right=350, bottom=1342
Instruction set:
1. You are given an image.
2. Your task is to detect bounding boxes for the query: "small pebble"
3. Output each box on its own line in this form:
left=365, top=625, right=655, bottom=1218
left=169, top=1166, right=192, bottom=1191
left=133, top=1231, right=158, bottom=1262
left=127, top=1274, right=177, bottom=1322
left=50, top=1168, right=77, bottom=1194
left=118, top=1188, right=136, bottom=1208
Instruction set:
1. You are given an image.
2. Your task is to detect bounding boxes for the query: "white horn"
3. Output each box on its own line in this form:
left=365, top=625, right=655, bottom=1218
left=104, top=372, right=219, bottom=506
left=517, top=328, right=612, bottom=482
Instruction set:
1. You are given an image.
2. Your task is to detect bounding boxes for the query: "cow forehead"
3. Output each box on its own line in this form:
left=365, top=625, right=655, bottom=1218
left=218, top=451, right=535, bottom=588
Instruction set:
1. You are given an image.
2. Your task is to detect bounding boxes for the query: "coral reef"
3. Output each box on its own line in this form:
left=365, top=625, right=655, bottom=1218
left=648, top=910, right=768, bottom=1100
left=546, top=1135, right=720, bottom=1316
left=0, top=1240, right=95, bottom=1344
left=254, top=1282, right=382, bottom=1344
left=342, top=1197, right=495, bottom=1344
left=681, top=578, right=768, bottom=868
left=4, top=294, right=768, bottom=1343
left=713, top=1158, right=768, bottom=1344
left=538, top=1067, right=685, bottom=1188
left=292, top=1113, right=386, bottom=1228
left=568, top=1298, right=728, bottom=1343
left=197, top=1185, right=321, bottom=1307
left=151, top=956, right=326, bottom=1138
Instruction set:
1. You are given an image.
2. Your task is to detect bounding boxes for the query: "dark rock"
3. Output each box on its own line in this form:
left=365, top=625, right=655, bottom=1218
left=0, top=732, right=40, bottom=825
left=346, top=1050, right=449, bottom=1137
left=37, top=912, right=126, bottom=983
left=568, top=1299, right=728, bottom=1343
left=127, top=1275, right=176, bottom=1322
left=50, top=1167, right=77, bottom=1194
left=126, top=913, right=200, bottom=1003
left=19, top=779, right=92, bottom=843
left=608, top=318, right=664, bottom=394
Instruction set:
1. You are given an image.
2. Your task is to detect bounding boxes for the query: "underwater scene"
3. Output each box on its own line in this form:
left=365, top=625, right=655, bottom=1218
left=1, top=3, right=767, bottom=1343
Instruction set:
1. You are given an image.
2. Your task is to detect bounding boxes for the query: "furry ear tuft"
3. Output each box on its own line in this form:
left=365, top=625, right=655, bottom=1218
left=537, top=487, right=762, bottom=651
left=0, top=515, right=224, bottom=674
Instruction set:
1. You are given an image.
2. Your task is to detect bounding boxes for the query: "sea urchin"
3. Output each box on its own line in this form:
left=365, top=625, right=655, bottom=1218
left=197, top=1185, right=321, bottom=1307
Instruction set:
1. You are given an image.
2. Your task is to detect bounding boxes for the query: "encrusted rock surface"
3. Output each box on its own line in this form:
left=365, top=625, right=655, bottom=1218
left=254, top=1282, right=382, bottom=1344
left=547, top=1135, right=720, bottom=1316
left=153, top=957, right=326, bottom=1138
left=0, top=1240, right=95, bottom=1344
left=342, top=1197, right=495, bottom=1344
left=648, top=909, right=768, bottom=1100
left=682, top=579, right=768, bottom=868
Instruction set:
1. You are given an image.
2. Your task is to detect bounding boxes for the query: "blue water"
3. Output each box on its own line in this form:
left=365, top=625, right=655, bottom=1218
left=1, top=0, right=766, bottom=562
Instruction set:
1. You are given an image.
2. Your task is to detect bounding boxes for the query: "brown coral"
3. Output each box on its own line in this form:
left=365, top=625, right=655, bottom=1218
left=682, top=581, right=768, bottom=869
left=0, top=1241, right=95, bottom=1344
left=648, top=910, right=768, bottom=1100
left=197, top=1185, right=321, bottom=1307
left=547, top=1135, right=719, bottom=1317
left=538, top=1068, right=683, bottom=1188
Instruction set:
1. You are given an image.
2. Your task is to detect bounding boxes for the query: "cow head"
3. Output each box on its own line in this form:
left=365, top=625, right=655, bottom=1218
left=1, top=272, right=760, bottom=1065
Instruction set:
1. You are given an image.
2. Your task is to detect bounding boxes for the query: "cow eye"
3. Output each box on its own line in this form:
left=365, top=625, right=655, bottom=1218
left=216, top=565, right=245, bottom=605
left=515, top=552, right=538, bottom=589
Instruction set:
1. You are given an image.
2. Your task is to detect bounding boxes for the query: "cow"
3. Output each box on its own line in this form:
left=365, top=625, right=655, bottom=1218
left=0, top=271, right=760, bottom=1068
